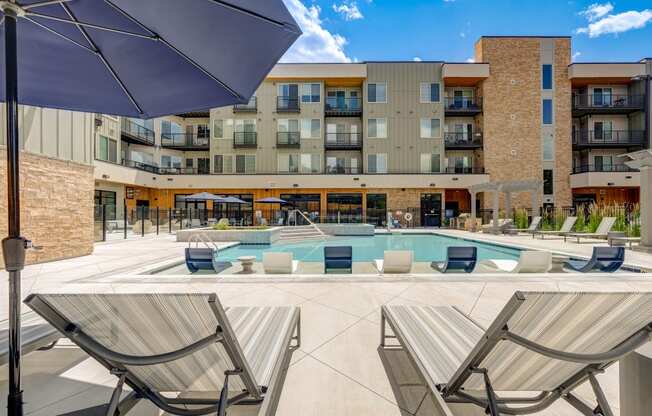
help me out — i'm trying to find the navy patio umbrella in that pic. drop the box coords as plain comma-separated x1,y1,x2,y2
0,1,299,414
256,197,287,204
220,196,249,204
182,192,225,202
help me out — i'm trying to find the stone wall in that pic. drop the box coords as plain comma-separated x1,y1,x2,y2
0,149,94,267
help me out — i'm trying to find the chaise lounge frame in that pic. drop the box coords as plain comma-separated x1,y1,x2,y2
380,291,652,416
25,293,301,416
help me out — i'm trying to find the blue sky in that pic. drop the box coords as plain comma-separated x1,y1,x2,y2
281,0,652,63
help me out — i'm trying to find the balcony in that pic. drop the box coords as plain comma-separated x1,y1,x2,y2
325,97,362,117
572,130,646,149
444,132,483,149
277,132,301,148
233,97,257,113
444,97,482,116
572,94,645,116
233,131,257,148
324,132,362,150
572,164,638,174
277,96,300,112
121,118,155,146
442,166,485,174
161,133,210,150
325,166,362,175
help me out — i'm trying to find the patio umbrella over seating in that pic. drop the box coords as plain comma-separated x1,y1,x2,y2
220,196,249,204
256,197,288,204
182,192,225,202
0,2,299,413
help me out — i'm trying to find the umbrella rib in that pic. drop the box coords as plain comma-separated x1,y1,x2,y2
24,17,97,53
104,0,244,101
25,11,157,40
57,2,144,116
22,0,73,10
207,0,300,33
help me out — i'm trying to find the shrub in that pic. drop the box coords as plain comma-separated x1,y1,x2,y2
587,203,601,233
575,205,586,232
514,208,529,229
213,221,230,230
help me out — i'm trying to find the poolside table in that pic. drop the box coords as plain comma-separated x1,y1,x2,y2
238,256,256,274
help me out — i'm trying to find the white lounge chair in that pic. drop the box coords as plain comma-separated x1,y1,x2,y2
263,252,299,274
374,250,413,274
474,250,552,273
381,291,652,416
481,219,513,234
564,217,617,243
532,216,577,239
25,293,301,416
517,216,542,234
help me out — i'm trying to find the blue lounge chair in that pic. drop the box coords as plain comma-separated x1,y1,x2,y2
432,246,477,273
324,246,353,273
565,247,625,273
185,247,216,273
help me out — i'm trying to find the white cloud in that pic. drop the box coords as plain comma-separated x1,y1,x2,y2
579,2,614,21
466,57,475,63
413,57,422,62
572,51,582,61
459,32,466,38
576,9,652,37
333,2,364,20
281,0,351,63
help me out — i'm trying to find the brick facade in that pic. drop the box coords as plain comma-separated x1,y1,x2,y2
0,149,94,266
553,39,573,207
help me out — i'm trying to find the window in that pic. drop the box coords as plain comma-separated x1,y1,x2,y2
420,118,441,138
367,153,387,173
300,119,321,139
420,83,440,103
161,120,183,136
198,158,210,174
214,155,233,173
213,119,224,139
542,99,553,124
594,121,613,141
367,82,387,103
278,119,300,133
301,83,320,103
593,88,612,106
300,154,321,173
543,132,554,161
131,150,153,165
234,119,256,132
543,169,554,195
94,190,117,220
542,65,552,90
235,155,255,174
420,153,441,173
278,83,299,98
98,135,117,163
196,124,210,139
366,194,387,226
161,155,182,168
594,155,613,172
278,154,299,173
368,118,387,138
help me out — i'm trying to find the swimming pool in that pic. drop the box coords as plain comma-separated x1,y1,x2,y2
214,233,521,262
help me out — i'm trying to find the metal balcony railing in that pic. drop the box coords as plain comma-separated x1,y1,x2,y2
444,96,482,113
233,97,257,112
572,94,645,110
277,96,300,112
160,133,210,149
324,132,362,149
277,132,301,148
325,166,362,174
444,132,483,148
572,164,639,174
325,97,362,116
572,130,646,147
121,118,155,145
233,131,257,148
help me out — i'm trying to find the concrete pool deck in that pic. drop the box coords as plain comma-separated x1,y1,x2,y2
2,230,652,415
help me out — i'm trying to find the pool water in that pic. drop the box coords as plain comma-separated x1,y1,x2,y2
216,234,521,263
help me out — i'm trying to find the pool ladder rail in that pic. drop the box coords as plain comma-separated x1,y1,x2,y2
279,210,327,243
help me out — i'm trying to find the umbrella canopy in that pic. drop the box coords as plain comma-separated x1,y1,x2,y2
0,0,301,117
220,196,249,204
256,197,287,204
182,192,225,202
0,2,299,413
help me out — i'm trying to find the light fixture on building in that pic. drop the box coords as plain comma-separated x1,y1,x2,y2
353,177,359,181
293,184,299,188
452,177,459,181
361,184,366,187
626,176,632,179
429,183,436,187
102,174,109,179
607,182,615,186
167,178,173,181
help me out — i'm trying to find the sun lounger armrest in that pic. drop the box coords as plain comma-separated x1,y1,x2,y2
503,326,652,364
67,323,224,366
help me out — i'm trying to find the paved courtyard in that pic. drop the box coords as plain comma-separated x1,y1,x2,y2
1,231,652,415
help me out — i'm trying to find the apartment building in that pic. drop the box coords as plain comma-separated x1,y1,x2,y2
2,35,650,263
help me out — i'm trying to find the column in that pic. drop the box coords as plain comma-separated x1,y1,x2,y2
640,165,652,248
440,191,446,226
504,192,512,221
492,190,499,232
470,191,477,230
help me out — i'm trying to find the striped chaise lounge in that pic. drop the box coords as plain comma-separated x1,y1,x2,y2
25,293,301,416
380,291,652,416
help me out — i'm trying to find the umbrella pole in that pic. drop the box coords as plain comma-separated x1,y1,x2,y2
2,9,25,416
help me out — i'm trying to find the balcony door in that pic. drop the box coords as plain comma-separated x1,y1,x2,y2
594,121,613,142
594,155,613,172
327,90,345,110
593,88,612,107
